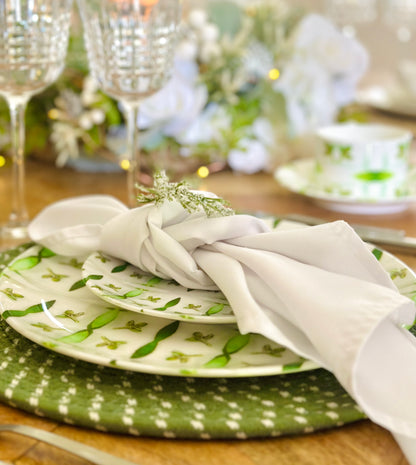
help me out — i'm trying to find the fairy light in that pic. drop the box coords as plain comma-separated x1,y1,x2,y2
197,166,210,178
268,68,280,80
120,159,130,170
48,108,60,120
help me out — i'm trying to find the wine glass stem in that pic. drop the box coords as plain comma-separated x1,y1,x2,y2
124,103,140,208
8,97,29,226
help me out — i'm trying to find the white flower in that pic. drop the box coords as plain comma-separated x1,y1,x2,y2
176,40,198,61
51,122,83,167
138,59,208,137
78,112,94,130
227,138,270,174
188,9,208,29
176,103,230,146
272,13,368,136
252,117,275,148
200,41,222,63
294,14,368,78
200,23,220,42
90,108,105,125
274,56,337,136
292,13,368,106
81,75,101,106
244,40,274,80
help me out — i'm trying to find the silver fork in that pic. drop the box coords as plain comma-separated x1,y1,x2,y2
0,424,139,465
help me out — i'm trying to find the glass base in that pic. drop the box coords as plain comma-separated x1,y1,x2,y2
0,221,30,250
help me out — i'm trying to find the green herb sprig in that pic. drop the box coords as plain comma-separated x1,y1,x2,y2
136,171,234,218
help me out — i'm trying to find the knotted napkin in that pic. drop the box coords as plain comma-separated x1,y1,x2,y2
28,194,416,459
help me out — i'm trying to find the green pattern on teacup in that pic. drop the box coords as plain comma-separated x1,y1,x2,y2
398,141,410,158
355,171,393,182
324,143,352,162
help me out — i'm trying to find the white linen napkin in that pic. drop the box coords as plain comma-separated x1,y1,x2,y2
28,194,416,458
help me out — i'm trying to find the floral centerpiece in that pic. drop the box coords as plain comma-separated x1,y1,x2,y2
0,0,368,175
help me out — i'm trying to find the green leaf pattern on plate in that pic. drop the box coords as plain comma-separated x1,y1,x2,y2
2,300,56,319
0,245,317,377
82,253,234,323
0,240,415,378
9,247,55,273
69,274,103,291
59,308,120,343
204,333,250,368
131,320,180,358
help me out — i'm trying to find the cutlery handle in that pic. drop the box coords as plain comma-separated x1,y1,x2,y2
280,214,416,254
0,424,138,465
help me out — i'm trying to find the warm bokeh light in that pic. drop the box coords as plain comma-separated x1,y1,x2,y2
48,109,60,120
268,68,280,80
120,159,130,170
0,156,6,168
197,166,210,178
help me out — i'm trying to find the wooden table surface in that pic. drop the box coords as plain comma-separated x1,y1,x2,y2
0,155,415,465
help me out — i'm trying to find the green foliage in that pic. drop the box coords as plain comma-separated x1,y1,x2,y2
136,170,234,217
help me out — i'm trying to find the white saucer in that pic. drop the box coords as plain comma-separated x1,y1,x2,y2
275,159,416,215
356,85,416,118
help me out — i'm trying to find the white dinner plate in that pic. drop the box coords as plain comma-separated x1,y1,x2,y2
275,159,416,215
0,245,318,377
1,240,415,377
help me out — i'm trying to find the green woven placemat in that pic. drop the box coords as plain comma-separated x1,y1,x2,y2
0,245,365,439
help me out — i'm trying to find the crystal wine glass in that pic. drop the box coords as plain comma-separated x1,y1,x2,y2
76,0,181,207
0,0,74,243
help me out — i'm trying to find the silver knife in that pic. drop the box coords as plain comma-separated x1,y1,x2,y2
279,213,416,254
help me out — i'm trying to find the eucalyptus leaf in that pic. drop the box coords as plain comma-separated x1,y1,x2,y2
208,1,243,37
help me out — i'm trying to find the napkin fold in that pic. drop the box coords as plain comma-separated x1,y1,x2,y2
29,195,416,445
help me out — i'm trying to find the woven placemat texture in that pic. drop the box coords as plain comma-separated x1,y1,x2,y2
0,244,365,439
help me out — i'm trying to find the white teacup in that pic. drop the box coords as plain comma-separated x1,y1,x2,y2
315,122,413,199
